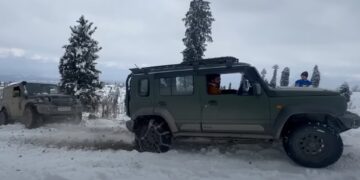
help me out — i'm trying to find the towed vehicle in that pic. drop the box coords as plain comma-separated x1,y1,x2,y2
0,81,82,128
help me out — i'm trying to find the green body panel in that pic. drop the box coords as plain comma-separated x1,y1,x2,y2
271,87,339,97
126,57,358,140
269,93,347,137
199,75,270,134
154,74,202,132
129,75,154,119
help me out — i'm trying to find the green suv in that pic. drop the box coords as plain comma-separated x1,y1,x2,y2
125,57,360,168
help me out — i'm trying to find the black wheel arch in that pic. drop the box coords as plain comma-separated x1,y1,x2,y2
131,108,178,133
24,103,38,113
277,112,347,139
133,115,172,134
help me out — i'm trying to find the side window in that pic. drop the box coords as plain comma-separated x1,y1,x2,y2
138,79,149,97
159,75,194,96
13,86,21,97
207,72,253,96
172,76,194,95
220,73,242,92
0,88,3,99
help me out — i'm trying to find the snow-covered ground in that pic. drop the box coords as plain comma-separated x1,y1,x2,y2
1,95,360,180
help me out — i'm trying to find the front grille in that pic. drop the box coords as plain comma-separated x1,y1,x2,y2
51,97,73,106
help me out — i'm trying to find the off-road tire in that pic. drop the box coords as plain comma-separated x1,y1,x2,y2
0,110,8,125
135,119,172,153
24,106,41,129
283,122,343,168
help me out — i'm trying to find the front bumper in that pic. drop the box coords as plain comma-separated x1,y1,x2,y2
339,111,360,129
36,104,82,115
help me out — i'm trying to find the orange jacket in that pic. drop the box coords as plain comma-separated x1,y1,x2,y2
208,83,221,95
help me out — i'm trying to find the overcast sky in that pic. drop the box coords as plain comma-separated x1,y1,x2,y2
0,0,359,88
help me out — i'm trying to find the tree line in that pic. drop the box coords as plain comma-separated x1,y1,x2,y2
261,65,320,88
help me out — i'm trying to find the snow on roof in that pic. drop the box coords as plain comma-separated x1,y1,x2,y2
6,81,57,87
6,81,23,86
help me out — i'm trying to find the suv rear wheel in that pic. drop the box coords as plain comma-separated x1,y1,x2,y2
135,119,172,153
283,122,343,168
0,109,8,125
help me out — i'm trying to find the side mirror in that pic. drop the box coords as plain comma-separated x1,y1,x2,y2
253,83,262,96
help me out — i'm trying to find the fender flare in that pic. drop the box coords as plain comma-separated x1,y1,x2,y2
273,106,340,139
131,107,178,133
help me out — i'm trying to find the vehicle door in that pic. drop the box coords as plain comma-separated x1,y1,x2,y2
154,72,202,132
8,86,23,119
201,69,270,134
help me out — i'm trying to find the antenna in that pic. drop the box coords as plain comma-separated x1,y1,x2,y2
134,64,140,69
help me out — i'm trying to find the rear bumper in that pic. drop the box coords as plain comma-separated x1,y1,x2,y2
338,111,360,129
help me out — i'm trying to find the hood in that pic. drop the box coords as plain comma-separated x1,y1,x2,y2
271,87,340,97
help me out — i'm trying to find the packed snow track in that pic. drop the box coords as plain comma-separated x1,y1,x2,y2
1,92,360,180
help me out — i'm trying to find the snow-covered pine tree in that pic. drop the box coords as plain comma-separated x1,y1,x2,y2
59,15,103,111
261,68,267,80
280,67,290,87
270,65,279,88
311,65,321,88
182,0,215,62
338,82,352,102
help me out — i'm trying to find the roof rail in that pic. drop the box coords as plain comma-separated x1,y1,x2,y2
130,56,249,74
181,56,239,66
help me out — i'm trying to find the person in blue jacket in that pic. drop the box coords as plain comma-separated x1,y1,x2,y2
295,71,312,87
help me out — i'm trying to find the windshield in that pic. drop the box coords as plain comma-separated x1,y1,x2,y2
25,83,60,96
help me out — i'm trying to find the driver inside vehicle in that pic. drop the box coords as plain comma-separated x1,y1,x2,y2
207,74,221,95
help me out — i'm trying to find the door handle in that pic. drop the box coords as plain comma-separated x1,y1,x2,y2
158,101,167,106
208,100,218,106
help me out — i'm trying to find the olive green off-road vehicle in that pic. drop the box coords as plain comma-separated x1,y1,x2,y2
0,81,82,128
125,57,360,168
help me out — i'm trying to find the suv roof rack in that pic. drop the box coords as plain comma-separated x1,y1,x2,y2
181,56,239,66
130,56,250,74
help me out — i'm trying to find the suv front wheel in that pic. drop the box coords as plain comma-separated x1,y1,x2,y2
24,106,42,129
283,123,343,168
135,119,172,153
